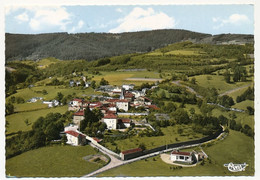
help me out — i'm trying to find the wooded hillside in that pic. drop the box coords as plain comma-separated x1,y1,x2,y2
5,29,253,61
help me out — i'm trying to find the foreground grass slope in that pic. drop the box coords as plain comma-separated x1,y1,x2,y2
6,145,104,177
98,130,254,177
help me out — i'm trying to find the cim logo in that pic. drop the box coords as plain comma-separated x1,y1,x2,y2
224,162,248,172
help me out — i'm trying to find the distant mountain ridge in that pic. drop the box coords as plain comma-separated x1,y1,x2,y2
5,29,254,61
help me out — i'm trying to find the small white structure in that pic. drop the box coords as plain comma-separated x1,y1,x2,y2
65,130,86,146
122,84,135,91
103,114,118,130
116,99,129,112
170,150,193,163
43,100,59,107
64,124,79,132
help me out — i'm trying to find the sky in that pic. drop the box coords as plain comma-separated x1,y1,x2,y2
5,5,254,35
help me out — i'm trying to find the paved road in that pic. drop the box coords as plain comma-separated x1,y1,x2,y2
172,80,203,98
82,143,124,177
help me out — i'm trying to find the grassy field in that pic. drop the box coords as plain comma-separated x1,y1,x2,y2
193,74,252,94
98,130,254,177
91,71,160,86
6,106,68,134
6,145,105,177
104,125,204,152
211,108,254,129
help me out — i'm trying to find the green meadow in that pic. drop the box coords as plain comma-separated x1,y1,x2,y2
98,130,254,177
6,145,105,177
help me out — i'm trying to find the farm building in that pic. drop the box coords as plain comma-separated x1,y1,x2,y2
64,130,86,146
120,148,143,160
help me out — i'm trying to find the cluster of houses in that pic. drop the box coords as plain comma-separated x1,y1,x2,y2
27,97,60,108
68,84,159,130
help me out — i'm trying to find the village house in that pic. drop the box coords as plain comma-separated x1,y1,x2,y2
116,99,130,112
122,84,135,91
117,118,132,129
43,100,59,108
103,113,118,130
170,150,194,164
73,110,85,126
68,98,85,111
64,130,86,146
134,96,152,106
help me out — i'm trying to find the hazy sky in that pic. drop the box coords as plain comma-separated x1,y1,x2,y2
5,5,254,35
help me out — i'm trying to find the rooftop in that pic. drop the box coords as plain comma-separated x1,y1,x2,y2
104,113,117,119
171,151,192,156
74,110,84,116
121,148,142,155
65,131,86,138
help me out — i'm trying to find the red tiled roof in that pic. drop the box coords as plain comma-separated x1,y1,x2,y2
171,151,191,156
148,105,160,110
143,96,152,102
121,148,142,155
125,93,134,98
104,113,117,119
93,137,102,143
118,118,131,123
74,110,84,116
73,98,84,102
65,131,86,137
116,99,129,103
107,99,118,103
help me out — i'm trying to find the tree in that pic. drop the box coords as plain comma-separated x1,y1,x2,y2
247,106,254,115
138,143,146,151
91,80,96,89
56,92,64,102
223,69,231,83
191,77,196,84
173,108,191,124
5,103,14,115
99,78,109,86
16,97,25,104
45,123,60,141
42,89,48,95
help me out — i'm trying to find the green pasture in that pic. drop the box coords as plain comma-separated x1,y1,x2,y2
98,130,254,177
211,108,254,129
6,145,104,177
14,102,48,113
6,106,68,134
36,58,61,69
7,86,95,103
232,100,254,111
91,71,161,86
104,125,204,152
193,74,253,94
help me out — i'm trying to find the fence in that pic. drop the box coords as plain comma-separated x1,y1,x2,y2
121,128,223,160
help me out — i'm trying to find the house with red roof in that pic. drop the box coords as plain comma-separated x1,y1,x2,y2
170,150,194,163
65,130,86,146
73,110,85,126
116,99,129,112
117,118,132,128
103,113,118,130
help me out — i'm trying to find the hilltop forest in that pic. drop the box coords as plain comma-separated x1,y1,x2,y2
5,29,253,61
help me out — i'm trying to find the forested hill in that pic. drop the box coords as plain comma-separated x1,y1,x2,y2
5,29,253,61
